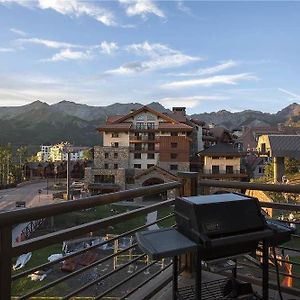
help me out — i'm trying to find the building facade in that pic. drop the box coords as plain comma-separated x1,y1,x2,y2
85,106,203,195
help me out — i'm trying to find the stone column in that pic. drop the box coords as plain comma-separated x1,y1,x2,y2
273,156,284,183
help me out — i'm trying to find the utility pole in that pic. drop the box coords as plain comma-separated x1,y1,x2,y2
66,151,71,200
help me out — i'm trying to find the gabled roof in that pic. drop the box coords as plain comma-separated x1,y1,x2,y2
112,106,179,124
198,143,245,157
107,115,125,123
97,123,132,131
267,135,300,158
134,165,178,180
158,122,193,131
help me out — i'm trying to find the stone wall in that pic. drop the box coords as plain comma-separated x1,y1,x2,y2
84,167,126,190
158,162,190,174
94,146,129,169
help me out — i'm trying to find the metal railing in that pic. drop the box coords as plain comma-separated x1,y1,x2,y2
197,179,300,299
0,181,181,300
1,177,300,299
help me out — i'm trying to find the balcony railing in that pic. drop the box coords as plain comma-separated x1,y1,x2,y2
1,177,300,299
0,182,181,300
131,124,159,131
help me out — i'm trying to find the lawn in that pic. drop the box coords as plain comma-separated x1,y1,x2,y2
12,203,174,297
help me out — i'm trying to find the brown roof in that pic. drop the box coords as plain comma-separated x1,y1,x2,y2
134,165,178,180
198,143,246,157
267,135,300,159
158,122,193,131
112,106,179,124
107,115,124,123
97,123,132,131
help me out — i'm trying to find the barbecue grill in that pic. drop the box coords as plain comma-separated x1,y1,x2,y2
136,193,294,299
175,193,273,260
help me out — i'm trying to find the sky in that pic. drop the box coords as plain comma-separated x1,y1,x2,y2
0,0,300,114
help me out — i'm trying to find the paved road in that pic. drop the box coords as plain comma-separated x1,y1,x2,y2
0,180,53,211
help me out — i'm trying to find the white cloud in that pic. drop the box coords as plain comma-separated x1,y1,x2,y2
176,0,192,15
106,41,200,75
119,0,165,19
161,73,257,89
106,53,199,75
46,48,93,62
278,88,300,100
0,47,14,52
100,41,118,55
17,37,79,49
10,28,27,36
38,0,117,26
0,0,117,26
126,41,177,57
160,95,228,108
173,60,238,77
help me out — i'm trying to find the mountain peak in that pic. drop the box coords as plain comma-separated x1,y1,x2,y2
26,100,49,109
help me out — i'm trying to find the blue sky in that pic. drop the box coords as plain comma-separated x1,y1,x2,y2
0,0,300,114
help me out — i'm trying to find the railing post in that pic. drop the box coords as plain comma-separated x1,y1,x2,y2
177,172,198,196
0,225,12,300
177,172,198,278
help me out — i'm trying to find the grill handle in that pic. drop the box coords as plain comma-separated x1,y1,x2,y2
208,229,273,248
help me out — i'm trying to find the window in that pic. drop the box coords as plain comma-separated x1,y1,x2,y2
148,143,155,151
226,165,234,174
212,165,219,174
134,153,141,159
136,122,144,129
171,142,178,148
134,164,141,169
105,152,109,159
147,122,155,129
147,153,155,159
212,156,220,159
114,152,118,158
171,132,178,136
112,133,119,138
94,175,115,183
148,133,155,140
104,163,109,169
134,144,142,151
147,164,154,169
111,142,119,148
171,153,177,159
114,164,118,169
226,156,233,160
170,164,178,170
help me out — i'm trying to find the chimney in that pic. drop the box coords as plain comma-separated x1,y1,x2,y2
172,107,186,116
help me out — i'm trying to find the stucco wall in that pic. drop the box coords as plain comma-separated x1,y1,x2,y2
103,132,129,147
204,156,240,173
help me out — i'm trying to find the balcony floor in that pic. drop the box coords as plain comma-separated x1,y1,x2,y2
155,271,300,300
129,268,300,300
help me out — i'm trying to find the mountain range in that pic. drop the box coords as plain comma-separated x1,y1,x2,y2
0,100,299,150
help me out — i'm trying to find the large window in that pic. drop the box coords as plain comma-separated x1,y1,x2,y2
94,175,115,183
134,153,141,159
112,133,119,138
147,153,155,159
170,164,178,170
171,142,178,148
134,164,141,169
226,165,234,174
212,165,220,174
104,152,109,159
148,143,155,151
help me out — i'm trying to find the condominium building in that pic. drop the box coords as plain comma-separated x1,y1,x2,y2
85,106,204,196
